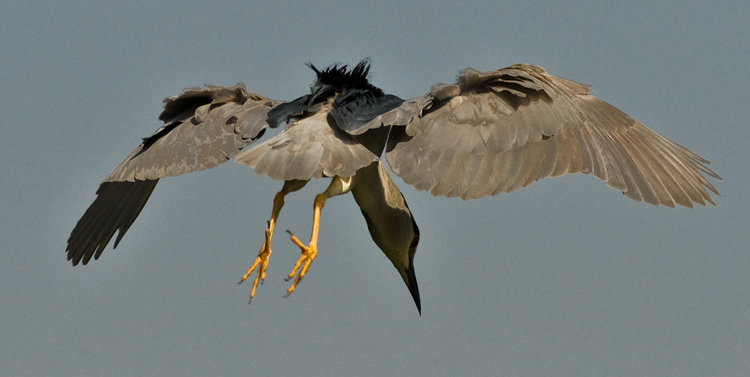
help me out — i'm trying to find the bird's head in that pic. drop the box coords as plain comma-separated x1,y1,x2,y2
355,181,422,314
395,230,421,315
379,213,421,315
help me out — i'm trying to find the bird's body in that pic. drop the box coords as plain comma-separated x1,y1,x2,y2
67,60,720,313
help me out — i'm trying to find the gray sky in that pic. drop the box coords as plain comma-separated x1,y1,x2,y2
2,1,748,376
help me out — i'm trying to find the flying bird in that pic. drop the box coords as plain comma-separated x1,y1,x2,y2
66,60,720,313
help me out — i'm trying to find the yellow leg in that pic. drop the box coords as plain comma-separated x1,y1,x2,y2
238,192,283,303
283,175,353,298
284,194,326,297
238,180,306,304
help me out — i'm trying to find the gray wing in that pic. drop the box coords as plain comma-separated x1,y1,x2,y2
106,84,280,182
67,84,281,265
386,64,720,207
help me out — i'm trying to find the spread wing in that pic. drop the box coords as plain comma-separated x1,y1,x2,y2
386,64,720,207
66,84,281,265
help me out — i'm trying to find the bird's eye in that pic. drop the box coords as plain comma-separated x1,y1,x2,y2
409,235,420,250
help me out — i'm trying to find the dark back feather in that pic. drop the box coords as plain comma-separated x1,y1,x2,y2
308,59,384,95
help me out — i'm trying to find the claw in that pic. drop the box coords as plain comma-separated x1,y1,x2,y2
283,230,318,297
238,227,273,304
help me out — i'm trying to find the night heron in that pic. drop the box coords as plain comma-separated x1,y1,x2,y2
66,60,720,313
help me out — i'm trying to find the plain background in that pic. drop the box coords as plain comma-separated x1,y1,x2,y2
2,1,748,376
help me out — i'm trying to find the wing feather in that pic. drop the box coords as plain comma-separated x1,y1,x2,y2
66,181,158,265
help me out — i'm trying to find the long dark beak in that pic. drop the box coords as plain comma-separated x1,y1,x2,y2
404,260,421,315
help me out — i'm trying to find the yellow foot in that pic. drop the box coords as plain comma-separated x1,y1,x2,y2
283,230,318,298
238,226,273,304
